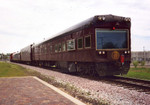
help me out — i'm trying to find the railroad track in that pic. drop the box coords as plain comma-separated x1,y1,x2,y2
48,67,150,94
12,62,150,94
74,72,150,94
104,76,150,94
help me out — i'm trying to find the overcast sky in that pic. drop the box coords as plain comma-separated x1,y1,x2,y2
0,0,150,53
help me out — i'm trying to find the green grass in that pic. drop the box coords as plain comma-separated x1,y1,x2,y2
123,67,150,80
0,61,28,77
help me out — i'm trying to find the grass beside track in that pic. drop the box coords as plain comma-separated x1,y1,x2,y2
0,61,28,77
123,67,150,80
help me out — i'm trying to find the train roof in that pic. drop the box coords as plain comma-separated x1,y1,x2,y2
34,14,130,46
20,44,32,52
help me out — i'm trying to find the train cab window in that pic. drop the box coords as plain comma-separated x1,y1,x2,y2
58,43,61,52
62,42,66,51
85,35,91,48
55,44,58,52
67,39,75,51
77,38,83,49
96,30,128,49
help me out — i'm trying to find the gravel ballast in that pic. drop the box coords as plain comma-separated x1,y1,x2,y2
17,63,150,105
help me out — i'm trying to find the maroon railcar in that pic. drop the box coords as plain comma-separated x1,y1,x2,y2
10,53,13,62
32,14,131,76
11,52,21,62
20,45,33,64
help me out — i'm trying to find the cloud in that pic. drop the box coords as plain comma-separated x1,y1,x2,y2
0,0,150,53
132,35,150,51
0,34,24,53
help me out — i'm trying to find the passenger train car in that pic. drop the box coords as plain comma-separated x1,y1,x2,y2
10,52,21,63
11,15,131,76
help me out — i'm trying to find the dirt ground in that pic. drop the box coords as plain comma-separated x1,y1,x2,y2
0,76,83,105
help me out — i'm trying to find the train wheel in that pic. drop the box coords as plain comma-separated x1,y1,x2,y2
95,63,107,76
89,69,98,76
68,63,77,73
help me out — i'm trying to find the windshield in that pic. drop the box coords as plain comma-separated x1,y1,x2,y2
96,30,128,49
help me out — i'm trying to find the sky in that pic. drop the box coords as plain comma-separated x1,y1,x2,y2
0,0,150,53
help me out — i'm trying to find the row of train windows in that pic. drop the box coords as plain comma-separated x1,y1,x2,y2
54,35,91,53
38,35,91,53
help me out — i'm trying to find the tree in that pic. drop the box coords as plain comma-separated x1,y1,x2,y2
0,53,10,61
133,61,139,68
141,61,145,68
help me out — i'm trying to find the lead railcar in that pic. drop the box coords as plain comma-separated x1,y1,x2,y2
32,14,131,76
10,52,21,63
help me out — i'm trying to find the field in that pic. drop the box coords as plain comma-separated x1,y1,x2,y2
0,61,150,80
123,67,150,80
0,61,28,77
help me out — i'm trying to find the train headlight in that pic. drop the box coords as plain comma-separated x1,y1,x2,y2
99,51,102,54
125,51,127,54
99,51,105,55
102,17,105,20
124,17,131,21
98,16,105,21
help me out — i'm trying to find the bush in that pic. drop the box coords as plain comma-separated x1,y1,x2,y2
133,61,139,68
141,61,145,67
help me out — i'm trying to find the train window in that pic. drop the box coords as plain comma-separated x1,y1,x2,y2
62,42,66,51
55,44,58,52
77,38,83,49
58,43,61,52
50,45,52,52
45,46,47,53
85,35,91,48
67,39,75,51
41,46,44,53
40,46,42,53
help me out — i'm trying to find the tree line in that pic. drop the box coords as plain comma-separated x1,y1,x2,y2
0,53,10,61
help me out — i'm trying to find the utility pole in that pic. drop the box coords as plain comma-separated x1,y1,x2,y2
143,46,145,61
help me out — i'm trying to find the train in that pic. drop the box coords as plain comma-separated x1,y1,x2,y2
10,14,131,76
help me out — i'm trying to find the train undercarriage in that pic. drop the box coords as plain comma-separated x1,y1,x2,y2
31,60,130,76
